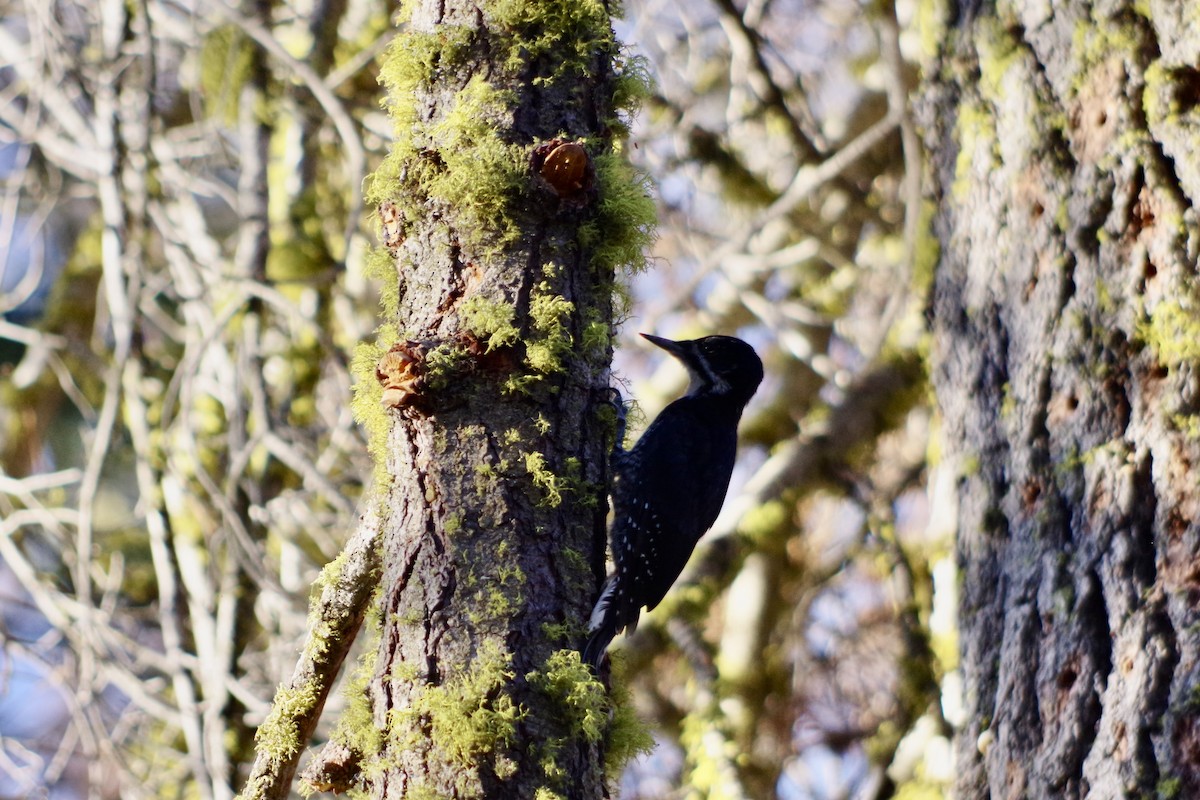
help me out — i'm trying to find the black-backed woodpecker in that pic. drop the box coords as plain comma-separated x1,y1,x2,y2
584,333,764,668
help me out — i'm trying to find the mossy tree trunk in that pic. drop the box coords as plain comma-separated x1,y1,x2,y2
922,1,1200,797
344,2,653,798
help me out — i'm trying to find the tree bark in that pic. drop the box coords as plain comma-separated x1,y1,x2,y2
346,1,652,798
922,1,1200,797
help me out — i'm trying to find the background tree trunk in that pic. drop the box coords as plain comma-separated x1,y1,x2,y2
922,1,1200,797
349,2,653,797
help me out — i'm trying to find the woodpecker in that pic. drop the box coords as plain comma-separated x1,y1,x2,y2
584,333,764,668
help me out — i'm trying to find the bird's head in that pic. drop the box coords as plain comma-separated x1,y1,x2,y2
641,333,764,405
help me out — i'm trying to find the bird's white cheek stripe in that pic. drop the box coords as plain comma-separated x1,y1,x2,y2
697,354,730,394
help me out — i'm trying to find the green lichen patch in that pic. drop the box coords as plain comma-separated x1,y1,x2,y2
388,643,525,778
581,310,612,357
349,323,402,464
486,0,616,82
580,150,657,277
609,52,654,136
382,26,475,98
461,296,521,352
521,650,619,793
603,657,656,775
463,541,527,623
321,653,383,788
370,35,525,249
363,245,401,319
526,287,575,374
1138,298,1200,369
424,341,474,391
254,681,323,762
525,650,607,743
952,101,998,201
420,78,526,244
523,451,564,507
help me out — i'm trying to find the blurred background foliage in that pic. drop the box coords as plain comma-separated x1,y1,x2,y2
0,0,955,797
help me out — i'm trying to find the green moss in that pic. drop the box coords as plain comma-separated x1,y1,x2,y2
975,20,1025,103
303,549,363,659
402,785,451,800
462,541,526,624
325,639,383,779
580,151,656,276
1070,16,1143,79
1144,60,1170,124
254,680,323,761
486,0,615,81
1138,298,1200,368
422,78,525,243
444,512,465,535
520,650,649,788
392,662,422,683
1158,777,1182,799
581,314,612,357
526,650,608,744
423,343,467,391
1172,413,1200,440
362,245,400,318
540,621,575,641
386,27,474,95
609,52,653,136
604,658,655,775
349,324,402,481
560,546,589,576
999,382,1017,419
915,0,949,63
461,296,521,352
524,451,564,507
389,643,525,772
526,288,575,374
370,36,524,248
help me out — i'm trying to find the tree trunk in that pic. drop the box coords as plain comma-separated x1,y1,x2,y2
923,1,1200,797
348,2,653,797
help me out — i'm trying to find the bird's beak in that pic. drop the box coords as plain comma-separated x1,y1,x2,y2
639,333,685,356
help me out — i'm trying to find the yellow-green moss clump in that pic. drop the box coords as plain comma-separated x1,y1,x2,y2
348,322,402,464
603,658,656,775
486,0,615,79
461,296,521,352
523,451,564,507
1138,298,1200,369
321,631,383,784
254,681,323,763
522,649,651,793
525,287,575,374
370,34,525,248
463,540,527,623
420,78,525,242
581,150,657,277
526,650,607,743
386,643,524,793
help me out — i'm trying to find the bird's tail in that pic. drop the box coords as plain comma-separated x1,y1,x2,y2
583,574,627,669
